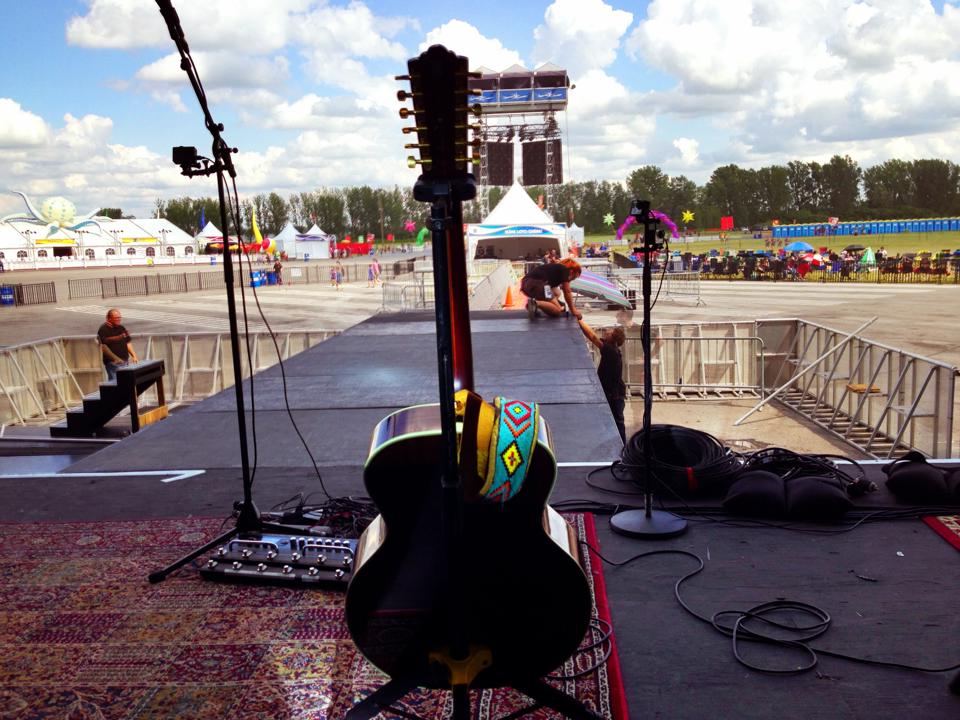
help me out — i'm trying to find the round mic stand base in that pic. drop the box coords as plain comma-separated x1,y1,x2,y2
610,508,688,539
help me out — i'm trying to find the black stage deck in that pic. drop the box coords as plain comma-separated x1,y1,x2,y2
2,311,958,719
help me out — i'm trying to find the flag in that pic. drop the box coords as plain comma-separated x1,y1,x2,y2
720,215,734,231
200,207,205,231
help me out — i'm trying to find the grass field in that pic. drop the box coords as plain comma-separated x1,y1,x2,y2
582,230,960,257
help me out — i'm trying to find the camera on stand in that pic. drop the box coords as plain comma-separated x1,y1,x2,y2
172,145,215,177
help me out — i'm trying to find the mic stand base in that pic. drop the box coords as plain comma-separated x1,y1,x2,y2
610,508,688,539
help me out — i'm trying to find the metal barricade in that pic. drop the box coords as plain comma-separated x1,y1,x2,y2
0,330,340,426
68,278,104,299
613,269,703,306
758,318,955,458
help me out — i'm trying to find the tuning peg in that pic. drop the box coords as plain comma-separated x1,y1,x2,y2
395,74,411,81
404,143,428,149
468,71,482,79
407,156,432,169
398,108,417,119
397,89,420,101
402,126,426,135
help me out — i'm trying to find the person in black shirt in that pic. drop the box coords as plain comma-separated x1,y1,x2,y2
578,319,626,444
97,308,137,381
521,257,583,319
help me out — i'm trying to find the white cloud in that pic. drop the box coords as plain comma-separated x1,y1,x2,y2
421,20,523,71
0,100,50,148
136,52,290,90
532,0,634,78
673,137,699,165
565,71,655,181
68,0,316,53
627,0,960,169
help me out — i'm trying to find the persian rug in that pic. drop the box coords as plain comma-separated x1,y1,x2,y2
0,513,627,719
923,515,960,552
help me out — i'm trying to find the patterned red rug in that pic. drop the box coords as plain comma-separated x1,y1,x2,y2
0,513,626,719
923,515,960,551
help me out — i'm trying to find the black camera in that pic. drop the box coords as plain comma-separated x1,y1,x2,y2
172,145,199,168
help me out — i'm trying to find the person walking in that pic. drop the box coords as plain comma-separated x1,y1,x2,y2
273,258,284,285
578,319,626,444
97,308,138,382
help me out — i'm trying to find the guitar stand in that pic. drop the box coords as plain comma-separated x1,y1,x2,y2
345,671,604,720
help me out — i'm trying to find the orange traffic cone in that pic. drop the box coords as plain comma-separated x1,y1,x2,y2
504,285,513,308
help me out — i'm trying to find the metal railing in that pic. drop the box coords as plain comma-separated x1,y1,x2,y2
612,269,704,306
0,330,340,427
757,319,955,458
0,282,58,306
592,320,764,399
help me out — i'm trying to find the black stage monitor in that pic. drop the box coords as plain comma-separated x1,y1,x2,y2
483,142,514,186
522,139,563,186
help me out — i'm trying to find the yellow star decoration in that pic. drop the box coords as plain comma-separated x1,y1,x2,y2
682,210,695,224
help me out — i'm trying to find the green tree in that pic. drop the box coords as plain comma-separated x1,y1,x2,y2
820,155,861,217
704,164,760,226
786,161,818,216
755,165,792,222
863,159,913,209
909,159,960,214
626,166,669,209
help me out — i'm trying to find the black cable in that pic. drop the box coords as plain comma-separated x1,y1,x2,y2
584,541,960,678
648,237,669,312
618,425,743,496
227,175,332,501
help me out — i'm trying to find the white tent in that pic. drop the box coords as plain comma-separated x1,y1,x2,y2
467,181,570,261
273,222,300,258
195,221,222,242
293,223,332,260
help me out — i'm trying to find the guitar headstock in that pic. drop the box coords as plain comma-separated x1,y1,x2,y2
398,45,480,203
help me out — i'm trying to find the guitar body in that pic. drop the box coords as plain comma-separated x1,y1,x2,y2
346,404,592,686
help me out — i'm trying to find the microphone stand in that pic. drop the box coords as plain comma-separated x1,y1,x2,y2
149,0,298,582
609,200,688,539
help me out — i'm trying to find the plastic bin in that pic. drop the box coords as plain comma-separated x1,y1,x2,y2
0,285,14,307
266,271,277,285
250,271,263,288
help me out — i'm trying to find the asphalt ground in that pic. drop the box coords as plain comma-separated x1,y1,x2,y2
2,264,958,452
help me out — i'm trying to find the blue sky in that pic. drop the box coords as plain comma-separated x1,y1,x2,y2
1,0,958,218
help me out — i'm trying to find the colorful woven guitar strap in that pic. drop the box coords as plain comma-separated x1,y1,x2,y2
477,397,540,503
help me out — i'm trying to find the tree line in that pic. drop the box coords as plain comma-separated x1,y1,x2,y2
152,156,960,239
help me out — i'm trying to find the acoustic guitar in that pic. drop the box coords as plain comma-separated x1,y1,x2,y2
345,45,591,688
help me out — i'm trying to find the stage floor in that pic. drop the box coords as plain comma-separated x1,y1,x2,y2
1,310,958,719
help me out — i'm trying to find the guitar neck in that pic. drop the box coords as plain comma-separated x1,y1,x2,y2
445,200,474,392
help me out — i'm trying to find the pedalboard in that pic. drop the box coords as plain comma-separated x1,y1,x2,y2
199,532,358,587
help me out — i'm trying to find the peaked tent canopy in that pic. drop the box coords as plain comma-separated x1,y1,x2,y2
291,223,332,259
273,222,300,257
467,181,570,261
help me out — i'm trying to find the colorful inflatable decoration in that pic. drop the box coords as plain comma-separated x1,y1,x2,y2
603,212,615,226
387,233,394,242
251,208,276,254
1,191,111,236
404,220,416,233
416,227,429,244
681,210,695,224
366,233,375,242
615,210,679,241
